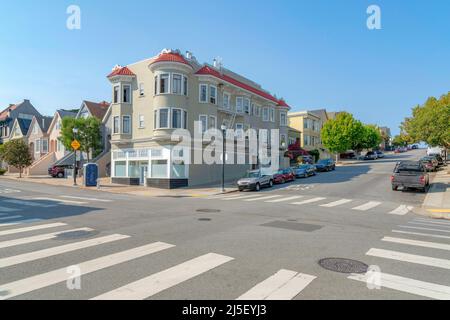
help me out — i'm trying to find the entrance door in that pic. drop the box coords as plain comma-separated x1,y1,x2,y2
140,165,148,185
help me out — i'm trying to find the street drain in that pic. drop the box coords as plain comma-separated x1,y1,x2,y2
55,230,100,240
318,258,368,274
196,209,221,213
198,218,212,221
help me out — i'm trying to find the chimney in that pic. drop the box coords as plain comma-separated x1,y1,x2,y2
42,118,45,129
186,51,192,59
23,99,30,103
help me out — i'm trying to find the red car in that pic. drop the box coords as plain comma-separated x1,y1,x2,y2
273,168,296,184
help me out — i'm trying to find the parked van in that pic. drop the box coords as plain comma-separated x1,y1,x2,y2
427,146,444,157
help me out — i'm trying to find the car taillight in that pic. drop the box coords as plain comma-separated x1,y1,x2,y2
419,176,425,184
390,176,394,182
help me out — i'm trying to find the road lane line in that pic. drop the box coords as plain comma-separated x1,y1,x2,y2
352,201,382,211
31,197,87,205
92,253,234,300
60,196,112,202
399,226,450,234
265,196,304,203
237,269,316,300
389,205,414,215
0,219,42,227
0,228,94,249
0,242,175,300
349,272,450,300
408,221,450,229
413,218,450,226
0,223,67,236
382,236,450,251
366,248,450,270
320,199,352,208
291,197,326,205
222,195,267,201
0,234,130,268
3,199,56,208
0,215,23,221
392,230,450,240
244,195,281,202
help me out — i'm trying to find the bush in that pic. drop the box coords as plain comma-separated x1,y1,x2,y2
0,168,7,175
309,149,320,163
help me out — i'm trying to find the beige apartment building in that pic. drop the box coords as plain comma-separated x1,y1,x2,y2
107,49,290,188
288,111,323,153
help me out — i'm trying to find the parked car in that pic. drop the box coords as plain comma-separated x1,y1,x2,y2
340,151,356,159
48,165,72,178
273,168,296,184
292,164,316,178
391,161,429,192
420,158,437,172
421,156,439,169
363,151,378,160
428,153,444,166
375,151,385,158
411,145,419,149
237,170,273,192
427,146,443,157
315,159,336,172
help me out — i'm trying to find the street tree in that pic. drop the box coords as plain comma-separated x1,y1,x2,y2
1,139,32,178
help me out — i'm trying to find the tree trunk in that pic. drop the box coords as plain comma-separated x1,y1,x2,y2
19,166,22,179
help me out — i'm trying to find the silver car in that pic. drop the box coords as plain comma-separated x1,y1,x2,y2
237,170,274,192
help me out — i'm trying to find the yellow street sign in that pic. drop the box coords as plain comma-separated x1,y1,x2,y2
71,139,81,151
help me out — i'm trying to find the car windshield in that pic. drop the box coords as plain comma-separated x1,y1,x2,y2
395,162,423,173
245,172,260,178
283,169,291,174
318,160,328,164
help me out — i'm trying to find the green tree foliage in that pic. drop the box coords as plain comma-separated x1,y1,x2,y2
308,149,320,163
1,139,32,178
58,116,102,162
392,134,412,147
403,92,450,150
321,112,364,155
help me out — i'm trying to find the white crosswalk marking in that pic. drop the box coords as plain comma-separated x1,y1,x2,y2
408,221,450,229
0,215,23,221
291,197,326,205
237,269,316,300
352,201,382,211
389,205,414,215
413,218,450,226
0,234,130,268
392,230,450,240
349,272,450,300
60,196,112,202
382,236,450,251
31,197,87,205
320,199,352,208
0,227,94,249
92,253,234,300
0,223,67,236
0,219,42,227
399,225,450,234
3,199,55,208
0,242,175,300
244,195,281,202
366,248,450,270
222,195,266,201
0,206,19,212
265,196,304,203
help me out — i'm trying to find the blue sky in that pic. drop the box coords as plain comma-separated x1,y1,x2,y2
0,0,449,135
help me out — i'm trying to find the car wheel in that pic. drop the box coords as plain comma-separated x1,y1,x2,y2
269,180,273,188
392,185,398,191
57,172,64,178
255,183,261,192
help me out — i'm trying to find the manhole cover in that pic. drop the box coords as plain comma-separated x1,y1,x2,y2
55,230,100,240
198,218,212,221
318,258,368,274
196,209,221,213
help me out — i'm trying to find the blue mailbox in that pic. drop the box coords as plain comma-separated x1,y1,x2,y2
83,163,98,187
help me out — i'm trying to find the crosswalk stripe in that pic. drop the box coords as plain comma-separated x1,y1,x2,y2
352,201,382,211
0,222,67,236
60,196,112,203
0,219,42,227
348,272,450,300
389,205,414,215
291,197,326,205
413,218,450,226
320,199,352,208
408,221,450,229
392,230,450,240
265,196,304,203
237,269,316,300
0,242,175,300
399,225,450,234
92,253,234,300
0,215,23,221
222,195,266,201
0,228,94,249
0,207,19,212
3,199,55,208
382,236,450,251
31,197,87,205
244,195,281,202
367,248,450,270
0,234,130,268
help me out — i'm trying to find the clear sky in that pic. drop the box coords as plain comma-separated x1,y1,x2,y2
1,0,449,135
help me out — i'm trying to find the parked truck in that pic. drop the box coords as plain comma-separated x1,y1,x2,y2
391,161,429,193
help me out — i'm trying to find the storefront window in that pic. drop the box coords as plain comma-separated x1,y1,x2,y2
115,161,126,177
128,161,140,178
151,160,167,178
172,161,186,178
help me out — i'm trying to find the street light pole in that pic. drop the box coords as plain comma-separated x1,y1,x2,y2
73,128,78,186
221,125,227,193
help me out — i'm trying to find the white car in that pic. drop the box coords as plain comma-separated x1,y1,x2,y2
427,146,443,157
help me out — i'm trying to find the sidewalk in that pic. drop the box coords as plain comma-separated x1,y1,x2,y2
421,165,450,220
0,173,238,198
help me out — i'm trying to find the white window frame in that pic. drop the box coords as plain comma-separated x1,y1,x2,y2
122,116,131,134
113,116,120,134
262,107,269,122
243,98,250,114
34,139,41,153
139,83,145,97
280,111,287,126
209,115,217,129
270,108,275,122
172,73,182,95
199,84,208,103
42,139,48,153
172,108,183,129
183,75,188,96
236,97,244,113
138,115,145,128
209,85,217,105
122,84,131,104
199,115,208,133
158,108,170,129
113,85,120,104
223,92,230,109
159,73,170,94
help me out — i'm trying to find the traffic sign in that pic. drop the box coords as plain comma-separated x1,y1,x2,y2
71,139,81,151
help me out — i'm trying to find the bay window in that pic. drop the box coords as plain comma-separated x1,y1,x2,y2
236,97,243,113
159,73,169,94
122,85,131,103
209,85,217,104
159,108,169,128
172,109,182,129
270,108,275,122
243,98,250,114
154,108,188,129
183,110,188,129
199,84,208,103
280,112,287,126
172,74,182,94
183,76,188,96
262,107,269,121
113,116,119,134
122,116,131,134
113,85,119,104
223,92,230,109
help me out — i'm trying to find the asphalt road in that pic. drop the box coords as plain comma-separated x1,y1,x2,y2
1,149,449,300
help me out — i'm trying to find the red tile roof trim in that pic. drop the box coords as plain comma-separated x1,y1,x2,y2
107,66,135,78
150,52,191,66
195,66,289,108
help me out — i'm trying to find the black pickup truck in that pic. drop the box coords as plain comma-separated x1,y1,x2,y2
391,161,429,192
